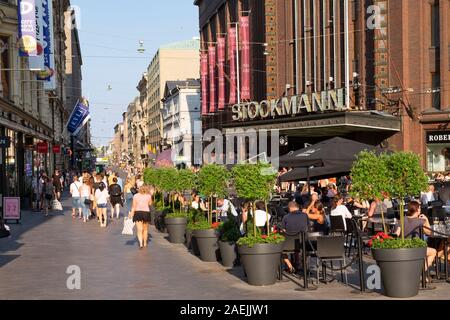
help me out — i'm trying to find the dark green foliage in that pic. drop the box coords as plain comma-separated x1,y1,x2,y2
372,238,427,249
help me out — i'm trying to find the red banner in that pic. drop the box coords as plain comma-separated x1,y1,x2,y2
228,27,237,105
200,53,208,115
37,142,48,154
208,46,216,114
240,16,251,100
217,37,226,111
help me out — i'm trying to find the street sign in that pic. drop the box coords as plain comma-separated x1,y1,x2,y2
37,142,48,153
0,136,11,148
52,144,61,154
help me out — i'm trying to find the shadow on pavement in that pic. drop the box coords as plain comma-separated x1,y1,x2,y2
0,254,21,268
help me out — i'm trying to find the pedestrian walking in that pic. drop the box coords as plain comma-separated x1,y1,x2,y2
43,177,55,217
80,177,92,223
95,182,109,227
32,174,43,212
70,175,82,219
109,177,123,219
129,185,153,249
123,178,134,217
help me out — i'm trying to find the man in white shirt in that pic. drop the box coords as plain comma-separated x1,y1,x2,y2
215,198,238,221
70,175,83,218
420,184,437,205
330,195,352,231
253,201,271,227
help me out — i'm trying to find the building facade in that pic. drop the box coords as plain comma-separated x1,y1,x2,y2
0,0,84,205
162,79,202,168
146,39,201,154
195,0,449,171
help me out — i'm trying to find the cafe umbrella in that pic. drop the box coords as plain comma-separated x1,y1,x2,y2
277,137,384,186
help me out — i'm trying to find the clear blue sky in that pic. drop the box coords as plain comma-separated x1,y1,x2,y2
71,0,199,147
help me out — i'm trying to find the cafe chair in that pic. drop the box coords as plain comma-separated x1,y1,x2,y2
432,206,447,220
329,215,346,235
314,235,348,285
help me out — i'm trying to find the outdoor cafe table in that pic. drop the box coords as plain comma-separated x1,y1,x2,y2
428,230,450,283
366,217,398,234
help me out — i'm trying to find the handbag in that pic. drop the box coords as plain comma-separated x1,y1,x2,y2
52,200,63,211
122,217,135,236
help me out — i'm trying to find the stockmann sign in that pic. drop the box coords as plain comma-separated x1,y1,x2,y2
232,88,346,121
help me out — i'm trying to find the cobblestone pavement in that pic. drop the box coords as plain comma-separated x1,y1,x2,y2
0,196,449,300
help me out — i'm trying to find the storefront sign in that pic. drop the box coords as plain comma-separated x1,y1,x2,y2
3,197,21,222
52,144,61,154
0,136,11,148
426,131,450,144
232,88,346,121
37,142,48,153
18,0,38,56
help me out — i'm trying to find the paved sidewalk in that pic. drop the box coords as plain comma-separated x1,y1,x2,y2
0,197,449,300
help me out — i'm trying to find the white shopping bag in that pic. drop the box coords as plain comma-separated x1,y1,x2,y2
52,200,63,211
122,217,135,236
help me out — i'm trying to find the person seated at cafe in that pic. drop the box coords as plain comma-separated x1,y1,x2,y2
330,194,353,231
420,184,439,206
304,194,328,234
394,201,436,272
326,183,338,199
346,195,370,216
214,197,238,222
241,201,271,233
280,201,309,273
367,192,392,218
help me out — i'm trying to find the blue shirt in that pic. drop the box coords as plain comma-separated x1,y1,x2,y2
116,177,124,190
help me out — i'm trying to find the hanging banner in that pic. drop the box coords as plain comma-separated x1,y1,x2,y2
28,0,45,70
217,37,226,111
228,27,237,105
18,0,38,56
208,46,216,114
67,99,90,136
240,16,251,100
38,0,56,90
200,53,208,115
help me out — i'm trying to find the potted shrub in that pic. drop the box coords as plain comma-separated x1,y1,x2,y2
350,151,391,233
351,151,429,298
218,212,241,267
144,167,162,225
186,208,205,254
232,162,285,286
194,164,230,262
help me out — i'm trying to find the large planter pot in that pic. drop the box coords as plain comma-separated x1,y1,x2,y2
186,229,192,249
165,217,187,244
219,241,237,268
238,242,284,286
191,234,201,256
150,210,156,225
372,247,427,298
193,229,220,262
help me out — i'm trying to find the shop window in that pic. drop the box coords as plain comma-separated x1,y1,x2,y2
427,145,450,172
0,36,10,99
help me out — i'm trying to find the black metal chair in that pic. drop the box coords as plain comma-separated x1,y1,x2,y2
314,235,348,285
329,215,346,235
